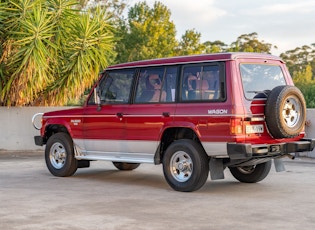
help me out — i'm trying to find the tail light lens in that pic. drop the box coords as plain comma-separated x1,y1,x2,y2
230,118,243,134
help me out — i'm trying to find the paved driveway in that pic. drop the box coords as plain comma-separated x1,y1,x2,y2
1,151,315,230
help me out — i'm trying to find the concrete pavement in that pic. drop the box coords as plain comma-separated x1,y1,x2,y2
1,151,315,229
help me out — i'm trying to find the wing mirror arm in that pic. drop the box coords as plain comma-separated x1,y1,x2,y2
94,86,101,111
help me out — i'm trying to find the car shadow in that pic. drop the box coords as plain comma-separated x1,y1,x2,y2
71,167,169,190
61,165,270,194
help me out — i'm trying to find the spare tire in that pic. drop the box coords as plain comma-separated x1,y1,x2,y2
265,85,306,138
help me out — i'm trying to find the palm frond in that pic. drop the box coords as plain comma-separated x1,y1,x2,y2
47,6,115,105
4,5,56,105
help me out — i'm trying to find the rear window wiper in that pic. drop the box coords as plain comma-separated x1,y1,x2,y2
247,90,271,98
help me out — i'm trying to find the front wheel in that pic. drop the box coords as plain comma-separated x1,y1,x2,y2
45,132,78,177
229,161,272,183
162,140,209,192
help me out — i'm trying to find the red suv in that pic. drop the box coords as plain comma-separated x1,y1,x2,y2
34,52,315,192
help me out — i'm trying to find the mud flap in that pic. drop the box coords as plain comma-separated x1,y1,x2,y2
209,158,225,180
273,158,286,172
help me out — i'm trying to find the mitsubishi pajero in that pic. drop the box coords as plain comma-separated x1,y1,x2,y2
33,52,315,192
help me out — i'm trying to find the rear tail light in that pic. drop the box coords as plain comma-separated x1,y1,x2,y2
230,118,243,134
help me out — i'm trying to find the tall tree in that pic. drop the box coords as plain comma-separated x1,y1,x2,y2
175,29,205,56
294,64,313,84
293,64,315,108
115,1,177,63
0,0,57,105
77,0,127,23
203,40,228,53
229,32,275,53
280,44,315,77
44,6,115,105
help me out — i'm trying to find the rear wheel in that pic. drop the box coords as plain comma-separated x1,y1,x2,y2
112,162,140,170
162,139,209,192
229,161,272,183
45,133,77,177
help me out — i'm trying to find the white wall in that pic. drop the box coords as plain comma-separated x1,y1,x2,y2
0,107,315,158
0,107,73,151
303,109,315,158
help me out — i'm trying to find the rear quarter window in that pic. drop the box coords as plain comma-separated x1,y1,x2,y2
181,63,225,102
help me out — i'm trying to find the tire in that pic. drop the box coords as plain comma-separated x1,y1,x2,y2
112,162,140,170
265,85,306,138
229,161,272,183
162,139,209,192
45,132,78,177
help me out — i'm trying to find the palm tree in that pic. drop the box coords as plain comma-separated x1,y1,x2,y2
44,5,115,105
0,0,115,106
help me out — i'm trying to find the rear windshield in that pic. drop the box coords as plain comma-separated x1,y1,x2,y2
240,64,286,99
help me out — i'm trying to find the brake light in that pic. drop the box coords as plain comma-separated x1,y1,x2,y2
230,118,243,134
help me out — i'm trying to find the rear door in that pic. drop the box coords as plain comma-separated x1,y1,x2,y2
123,66,178,158
237,59,288,143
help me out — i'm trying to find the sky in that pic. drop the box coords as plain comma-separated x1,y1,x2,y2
129,0,315,55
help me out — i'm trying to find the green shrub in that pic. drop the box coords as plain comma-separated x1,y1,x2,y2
295,83,315,108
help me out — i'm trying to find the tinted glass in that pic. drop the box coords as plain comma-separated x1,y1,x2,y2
135,66,178,103
181,64,222,101
98,70,134,104
240,64,286,99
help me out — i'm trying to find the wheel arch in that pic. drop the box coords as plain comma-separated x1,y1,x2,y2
43,123,71,145
154,126,204,164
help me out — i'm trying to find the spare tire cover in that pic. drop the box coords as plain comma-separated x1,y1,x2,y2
265,85,306,138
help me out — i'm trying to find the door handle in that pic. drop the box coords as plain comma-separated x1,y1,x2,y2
116,112,123,121
162,112,170,117
116,112,123,118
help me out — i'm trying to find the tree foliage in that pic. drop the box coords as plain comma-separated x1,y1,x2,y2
115,1,177,63
228,32,275,53
78,0,127,24
175,29,205,56
281,46,315,108
1,0,315,107
203,40,228,53
294,66,315,108
280,44,315,77
0,0,115,106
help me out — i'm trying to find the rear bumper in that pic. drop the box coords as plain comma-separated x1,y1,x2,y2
227,138,315,160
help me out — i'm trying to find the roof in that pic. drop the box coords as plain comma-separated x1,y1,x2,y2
106,52,282,70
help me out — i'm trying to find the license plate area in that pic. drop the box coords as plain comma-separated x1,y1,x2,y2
246,124,264,134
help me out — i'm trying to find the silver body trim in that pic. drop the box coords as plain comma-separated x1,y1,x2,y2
201,142,228,157
74,139,157,163
73,139,228,163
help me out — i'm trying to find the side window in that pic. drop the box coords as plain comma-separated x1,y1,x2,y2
98,69,134,104
181,64,223,101
135,66,178,103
